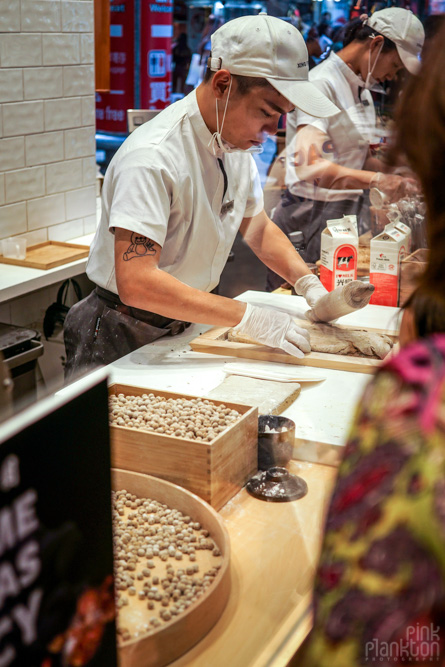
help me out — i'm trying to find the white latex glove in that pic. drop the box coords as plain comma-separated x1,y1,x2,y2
370,172,419,203
295,274,374,322
294,274,328,307
232,303,311,359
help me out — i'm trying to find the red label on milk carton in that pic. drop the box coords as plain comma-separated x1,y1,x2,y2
320,215,358,291
370,223,407,307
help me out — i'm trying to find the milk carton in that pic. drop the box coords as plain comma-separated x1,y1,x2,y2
319,215,359,291
394,221,412,254
386,203,412,254
370,222,408,307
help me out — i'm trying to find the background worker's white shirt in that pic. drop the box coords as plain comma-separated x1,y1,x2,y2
285,51,371,203
87,90,263,294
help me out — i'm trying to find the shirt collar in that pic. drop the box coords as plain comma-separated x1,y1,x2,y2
328,50,386,96
328,51,363,96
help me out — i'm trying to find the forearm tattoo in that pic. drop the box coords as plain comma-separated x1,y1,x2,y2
123,233,157,261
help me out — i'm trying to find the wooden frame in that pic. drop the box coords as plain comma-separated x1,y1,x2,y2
109,384,258,510
190,322,399,375
113,469,231,667
94,0,110,92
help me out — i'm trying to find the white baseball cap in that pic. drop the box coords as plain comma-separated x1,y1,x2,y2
208,14,339,118
367,8,424,74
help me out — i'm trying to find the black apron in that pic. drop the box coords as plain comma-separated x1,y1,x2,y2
266,189,371,292
63,287,190,381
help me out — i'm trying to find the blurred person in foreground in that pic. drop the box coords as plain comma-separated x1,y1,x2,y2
293,22,445,667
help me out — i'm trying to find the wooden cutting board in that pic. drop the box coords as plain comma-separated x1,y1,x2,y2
190,320,398,375
0,241,90,269
206,375,301,415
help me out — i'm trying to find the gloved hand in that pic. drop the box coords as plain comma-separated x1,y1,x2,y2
295,274,374,322
232,303,311,358
294,274,328,307
370,172,419,203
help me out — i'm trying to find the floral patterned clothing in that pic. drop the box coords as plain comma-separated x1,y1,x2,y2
298,334,445,667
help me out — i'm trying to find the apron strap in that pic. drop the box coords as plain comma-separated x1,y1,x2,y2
95,286,190,334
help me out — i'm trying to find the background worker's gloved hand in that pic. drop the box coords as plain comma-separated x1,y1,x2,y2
370,172,419,203
232,303,311,358
295,274,374,322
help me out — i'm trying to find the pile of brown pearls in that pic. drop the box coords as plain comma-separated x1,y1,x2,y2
113,490,223,641
109,393,241,441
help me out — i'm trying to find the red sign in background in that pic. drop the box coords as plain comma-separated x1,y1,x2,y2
140,0,173,110
96,0,172,134
96,0,135,133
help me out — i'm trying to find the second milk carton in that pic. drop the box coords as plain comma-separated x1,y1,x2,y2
319,215,359,291
386,204,412,254
394,221,412,254
370,222,408,307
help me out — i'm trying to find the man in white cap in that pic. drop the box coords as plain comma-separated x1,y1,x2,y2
64,13,375,378
267,8,424,286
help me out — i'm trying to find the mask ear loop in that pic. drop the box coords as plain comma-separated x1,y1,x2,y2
209,76,233,154
366,35,384,85
217,76,232,137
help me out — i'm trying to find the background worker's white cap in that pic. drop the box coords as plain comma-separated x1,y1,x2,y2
367,8,424,74
208,14,339,118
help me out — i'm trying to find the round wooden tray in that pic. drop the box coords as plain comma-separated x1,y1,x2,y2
112,469,231,667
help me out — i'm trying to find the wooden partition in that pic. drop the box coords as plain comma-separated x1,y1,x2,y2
94,0,110,92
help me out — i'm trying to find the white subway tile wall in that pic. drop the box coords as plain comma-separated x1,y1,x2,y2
46,158,83,194
43,34,81,66
0,137,25,171
64,125,95,159
0,1,21,34
0,69,24,103
3,100,44,137
65,185,96,220
21,1,61,33
48,217,84,242
5,166,45,204
17,228,48,248
81,94,95,125
82,155,96,185
0,202,27,236
27,192,66,230
26,131,65,166
24,67,63,100
44,97,82,131
0,0,96,245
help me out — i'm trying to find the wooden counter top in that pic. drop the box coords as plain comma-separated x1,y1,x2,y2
171,460,338,666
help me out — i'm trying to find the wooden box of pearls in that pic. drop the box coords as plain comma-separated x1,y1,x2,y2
109,383,258,511
112,468,231,667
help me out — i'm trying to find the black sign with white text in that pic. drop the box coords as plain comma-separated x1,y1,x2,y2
0,377,117,667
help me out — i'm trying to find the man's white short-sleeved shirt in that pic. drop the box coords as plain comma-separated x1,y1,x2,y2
285,51,370,202
87,90,264,293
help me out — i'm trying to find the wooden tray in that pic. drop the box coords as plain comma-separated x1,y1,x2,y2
189,321,398,375
112,469,231,667
109,384,258,510
0,241,89,269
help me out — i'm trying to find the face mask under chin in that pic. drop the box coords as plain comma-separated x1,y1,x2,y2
212,134,264,155
208,78,264,156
